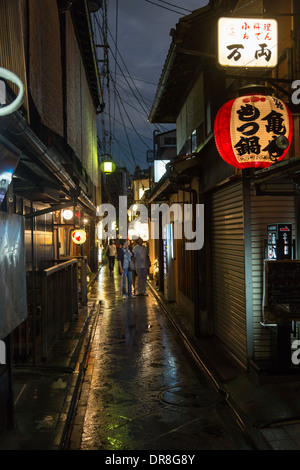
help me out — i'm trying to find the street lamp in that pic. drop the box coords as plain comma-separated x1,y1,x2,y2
99,155,116,174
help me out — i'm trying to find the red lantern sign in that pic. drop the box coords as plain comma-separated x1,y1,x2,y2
72,229,87,244
214,94,293,169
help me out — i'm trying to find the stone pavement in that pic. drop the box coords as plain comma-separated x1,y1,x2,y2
148,282,300,451
2,264,300,450
66,268,251,450
0,296,101,450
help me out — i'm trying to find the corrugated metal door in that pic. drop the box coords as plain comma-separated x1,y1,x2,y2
250,182,296,362
211,180,248,369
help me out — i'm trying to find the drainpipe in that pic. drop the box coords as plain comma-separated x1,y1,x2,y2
2,111,97,214
30,200,37,365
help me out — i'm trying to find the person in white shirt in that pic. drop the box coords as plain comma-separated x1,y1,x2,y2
107,240,117,273
133,237,148,296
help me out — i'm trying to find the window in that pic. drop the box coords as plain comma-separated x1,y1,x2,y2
164,137,176,146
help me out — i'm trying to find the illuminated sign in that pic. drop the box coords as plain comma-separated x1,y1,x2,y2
218,18,278,68
214,94,293,169
154,160,170,183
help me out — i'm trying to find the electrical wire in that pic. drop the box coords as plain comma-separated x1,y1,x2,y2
93,1,297,175
113,0,119,139
94,7,168,167
144,0,189,15
105,21,168,134
106,24,153,118
102,110,153,144
94,12,149,118
109,67,166,151
112,71,167,133
156,0,193,14
113,136,148,168
114,72,158,86
114,93,137,167
95,11,152,145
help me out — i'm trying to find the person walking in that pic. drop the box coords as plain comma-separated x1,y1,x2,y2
133,237,148,296
107,239,117,274
129,240,137,295
118,239,136,300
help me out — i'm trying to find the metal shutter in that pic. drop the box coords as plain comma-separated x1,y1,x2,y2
250,183,296,362
211,180,248,369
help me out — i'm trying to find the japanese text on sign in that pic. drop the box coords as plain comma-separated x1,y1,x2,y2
230,96,290,164
218,18,278,68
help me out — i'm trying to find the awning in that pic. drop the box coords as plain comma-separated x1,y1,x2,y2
250,155,300,195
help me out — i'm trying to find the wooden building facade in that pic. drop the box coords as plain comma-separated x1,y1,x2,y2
0,0,104,434
148,0,300,374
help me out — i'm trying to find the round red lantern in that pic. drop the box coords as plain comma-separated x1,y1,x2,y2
214,94,293,169
72,229,87,244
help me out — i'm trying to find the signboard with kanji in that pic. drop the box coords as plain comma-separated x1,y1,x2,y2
218,17,278,68
214,94,293,169
230,95,290,164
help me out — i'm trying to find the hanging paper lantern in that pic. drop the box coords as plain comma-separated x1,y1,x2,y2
72,229,87,244
214,94,293,169
62,209,73,220
100,158,116,174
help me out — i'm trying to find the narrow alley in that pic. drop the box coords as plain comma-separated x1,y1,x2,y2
4,262,300,453
64,263,257,451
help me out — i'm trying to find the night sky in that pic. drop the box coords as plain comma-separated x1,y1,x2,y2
92,0,209,173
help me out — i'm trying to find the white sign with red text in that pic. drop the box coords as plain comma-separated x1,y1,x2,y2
218,17,278,68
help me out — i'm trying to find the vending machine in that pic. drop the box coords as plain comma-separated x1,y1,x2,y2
264,223,299,367
266,223,294,261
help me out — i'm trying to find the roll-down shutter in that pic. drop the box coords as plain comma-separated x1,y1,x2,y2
250,183,296,362
211,180,247,369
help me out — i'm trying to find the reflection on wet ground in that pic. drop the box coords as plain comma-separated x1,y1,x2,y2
69,264,247,450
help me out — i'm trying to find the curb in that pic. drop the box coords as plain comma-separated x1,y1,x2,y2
51,297,102,450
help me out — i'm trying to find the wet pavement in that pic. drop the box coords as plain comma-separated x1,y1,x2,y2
0,298,100,451
3,263,300,451
66,266,250,450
